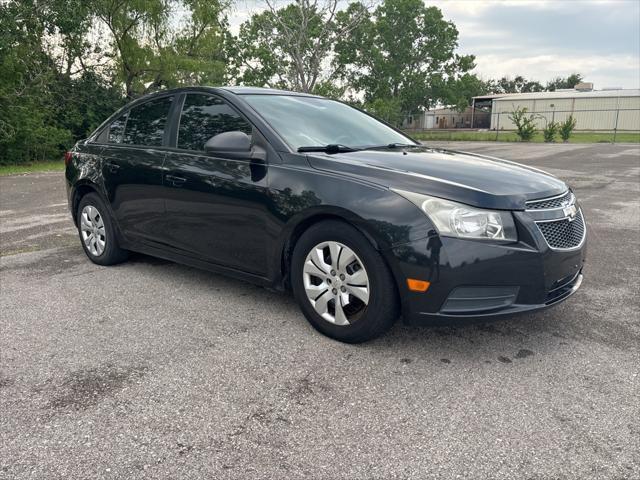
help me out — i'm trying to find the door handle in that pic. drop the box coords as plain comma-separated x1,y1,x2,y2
166,174,187,186
105,162,120,173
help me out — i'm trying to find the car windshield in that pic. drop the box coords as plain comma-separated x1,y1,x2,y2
242,94,414,150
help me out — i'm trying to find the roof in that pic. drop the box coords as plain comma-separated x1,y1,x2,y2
473,89,640,102
219,86,319,97
126,86,321,102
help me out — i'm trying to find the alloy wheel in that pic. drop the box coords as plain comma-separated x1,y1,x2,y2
80,205,106,256
302,241,370,325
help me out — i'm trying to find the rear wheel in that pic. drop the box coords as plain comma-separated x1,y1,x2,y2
291,220,399,343
77,192,128,265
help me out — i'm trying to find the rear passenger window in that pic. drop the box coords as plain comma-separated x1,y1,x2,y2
178,94,252,152
123,96,173,146
108,113,127,144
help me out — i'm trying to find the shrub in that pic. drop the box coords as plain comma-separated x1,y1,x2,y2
508,106,538,141
559,115,577,142
543,121,559,143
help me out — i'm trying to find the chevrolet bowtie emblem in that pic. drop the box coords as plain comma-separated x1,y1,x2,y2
563,204,578,220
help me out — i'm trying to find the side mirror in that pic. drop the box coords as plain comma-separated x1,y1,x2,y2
204,131,252,159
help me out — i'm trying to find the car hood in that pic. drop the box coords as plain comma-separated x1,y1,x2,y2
306,147,567,210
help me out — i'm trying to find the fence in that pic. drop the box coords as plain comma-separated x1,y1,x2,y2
401,107,640,143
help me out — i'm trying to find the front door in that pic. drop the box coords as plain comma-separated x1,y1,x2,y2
161,93,270,275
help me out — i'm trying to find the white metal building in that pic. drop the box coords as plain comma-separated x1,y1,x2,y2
403,107,473,130
474,88,640,131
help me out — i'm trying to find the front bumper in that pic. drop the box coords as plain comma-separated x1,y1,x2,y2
386,212,587,325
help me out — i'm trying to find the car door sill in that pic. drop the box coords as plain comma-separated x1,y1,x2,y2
120,239,272,288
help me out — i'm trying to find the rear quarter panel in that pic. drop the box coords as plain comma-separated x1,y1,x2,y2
65,142,106,223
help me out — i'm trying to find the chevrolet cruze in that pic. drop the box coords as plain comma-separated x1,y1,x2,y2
65,87,586,343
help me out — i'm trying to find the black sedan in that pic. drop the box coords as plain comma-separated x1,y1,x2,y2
65,87,586,343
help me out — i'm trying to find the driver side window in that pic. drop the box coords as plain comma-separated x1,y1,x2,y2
177,94,252,152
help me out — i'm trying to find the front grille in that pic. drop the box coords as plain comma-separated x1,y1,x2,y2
536,210,586,249
526,191,572,210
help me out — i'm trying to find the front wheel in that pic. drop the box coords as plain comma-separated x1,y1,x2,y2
291,220,399,343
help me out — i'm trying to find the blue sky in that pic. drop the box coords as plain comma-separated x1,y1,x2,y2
230,0,640,89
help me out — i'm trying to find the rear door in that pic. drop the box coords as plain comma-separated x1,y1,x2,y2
100,95,174,245
161,93,270,275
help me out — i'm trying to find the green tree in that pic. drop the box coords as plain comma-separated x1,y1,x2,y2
488,75,545,94
546,73,584,91
230,0,368,93
364,97,404,125
0,0,231,164
483,74,584,94
0,0,71,164
442,73,490,112
44,0,95,76
94,0,229,98
172,0,231,86
334,0,475,116
50,72,125,143
94,0,172,98
312,80,348,100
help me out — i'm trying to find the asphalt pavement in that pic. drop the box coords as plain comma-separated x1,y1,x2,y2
1,142,639,479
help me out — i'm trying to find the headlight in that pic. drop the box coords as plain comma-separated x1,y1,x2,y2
392,189,517,241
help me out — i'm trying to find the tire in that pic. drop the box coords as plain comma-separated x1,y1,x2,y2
76,192,128,266
291,220,399,343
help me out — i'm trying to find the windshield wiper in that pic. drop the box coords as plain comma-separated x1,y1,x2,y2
297,144,361,154
360,142,423,151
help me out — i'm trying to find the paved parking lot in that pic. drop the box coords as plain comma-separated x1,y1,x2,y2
1,143,639,479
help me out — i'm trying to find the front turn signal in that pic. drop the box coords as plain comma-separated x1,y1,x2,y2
407,278,430,292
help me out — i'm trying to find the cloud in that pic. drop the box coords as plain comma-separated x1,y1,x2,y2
474,53,640,89
432,0,640,88
225,0,640,88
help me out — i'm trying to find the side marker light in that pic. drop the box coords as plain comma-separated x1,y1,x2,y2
407,279,430,292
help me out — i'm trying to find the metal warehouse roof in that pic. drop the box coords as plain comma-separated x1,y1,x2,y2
473,89,640,101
